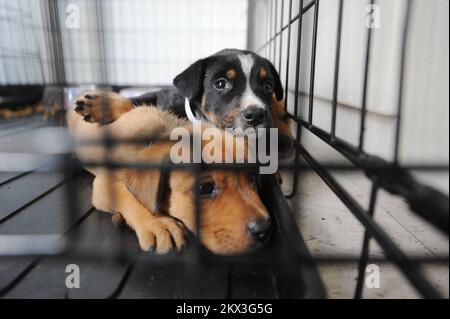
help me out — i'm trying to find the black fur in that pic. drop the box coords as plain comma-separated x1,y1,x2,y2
131,49,284,130
131,88,186,118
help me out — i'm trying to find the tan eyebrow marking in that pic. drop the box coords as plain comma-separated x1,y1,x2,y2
259,67,267,78
226,69,237,79
201,95,206,109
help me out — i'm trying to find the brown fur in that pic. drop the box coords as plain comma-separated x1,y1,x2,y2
259,67,267,79
200,95,206,110
226,69,237,79
223,106,241,128
67,91,270,255
0,103,45,119
205,110,220,125
271,95,292,140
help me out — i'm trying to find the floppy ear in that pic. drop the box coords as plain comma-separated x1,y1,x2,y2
121,169,169,214
173,59,207,100
268,62,284,101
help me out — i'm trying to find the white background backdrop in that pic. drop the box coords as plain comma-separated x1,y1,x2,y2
0,0,248,85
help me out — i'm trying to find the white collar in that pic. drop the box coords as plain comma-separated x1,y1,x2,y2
184,98,201,123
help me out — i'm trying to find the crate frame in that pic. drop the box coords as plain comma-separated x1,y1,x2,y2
0,0,448,299
248,0,449,298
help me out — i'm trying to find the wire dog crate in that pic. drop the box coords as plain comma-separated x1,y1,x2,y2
0,0,448,299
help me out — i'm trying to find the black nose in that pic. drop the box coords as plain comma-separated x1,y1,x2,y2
242,106,266,126
248,217,271,242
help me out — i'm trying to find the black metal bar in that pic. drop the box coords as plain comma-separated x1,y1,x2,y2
180,164,203,298
17,0,30,83
76,157,449,173
272,0,278,63
47,0,66,85
284,0,304,199
96,0,109,85
299,144,443,298
331,0,343,139
268,0,273,60
354,183,378,299
293,118,449,233
293,0,305,118
247,0,254,51
278,0,285,72
393,0,413,163
2,244,447,265
358,0,374,152
32,1,47,84
283,0,293,109
261,175,326,298
41,0,56,84
255,0,316,53
307,0,320,126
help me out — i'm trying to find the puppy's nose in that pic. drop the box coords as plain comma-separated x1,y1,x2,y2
248,217,271,242
242,106,266,126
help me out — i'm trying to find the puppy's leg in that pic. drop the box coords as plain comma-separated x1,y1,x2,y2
92,173,186,254
74,91,134,124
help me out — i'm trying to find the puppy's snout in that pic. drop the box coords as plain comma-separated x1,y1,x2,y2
248,217,271,242
242,106,266,126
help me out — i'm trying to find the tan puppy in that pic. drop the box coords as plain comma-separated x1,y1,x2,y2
67,91,271,255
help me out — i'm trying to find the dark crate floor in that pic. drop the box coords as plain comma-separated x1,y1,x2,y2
0,115,324,299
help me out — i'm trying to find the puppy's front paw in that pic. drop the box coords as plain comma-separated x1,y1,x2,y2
74,91,132,124
135,216,186,254
74,92,103,123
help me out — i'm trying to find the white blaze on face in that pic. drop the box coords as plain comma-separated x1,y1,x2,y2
238,54,265,110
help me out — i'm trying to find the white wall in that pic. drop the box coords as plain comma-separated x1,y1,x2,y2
60,0,248,85
0,0,248,86
250,0,449,167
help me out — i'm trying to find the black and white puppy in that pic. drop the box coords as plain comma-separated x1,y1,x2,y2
131,48,293,154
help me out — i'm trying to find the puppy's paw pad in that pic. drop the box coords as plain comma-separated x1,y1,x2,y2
73,91,131,124
74,96,93,115
73,91,109,123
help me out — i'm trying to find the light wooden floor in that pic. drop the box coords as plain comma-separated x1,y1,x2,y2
283,169,449,298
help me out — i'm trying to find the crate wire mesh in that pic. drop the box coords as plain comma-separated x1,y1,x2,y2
0,0,325,299
0,0,448,299
248,0,448,298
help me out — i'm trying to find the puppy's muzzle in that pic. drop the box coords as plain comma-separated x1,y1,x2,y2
248,217,271,243
241,106,267,127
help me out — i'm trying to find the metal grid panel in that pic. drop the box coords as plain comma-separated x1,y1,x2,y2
0,0,448,299
248,0,448,298
0,0,325,299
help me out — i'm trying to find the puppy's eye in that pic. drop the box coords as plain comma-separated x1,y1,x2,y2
263,80,274,93
200,181,216,196
214,78,229,90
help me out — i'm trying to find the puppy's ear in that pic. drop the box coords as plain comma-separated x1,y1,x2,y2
173,59,207,100
268,62,284,101
121,169,169,214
